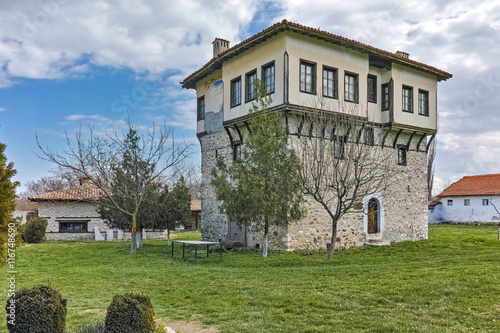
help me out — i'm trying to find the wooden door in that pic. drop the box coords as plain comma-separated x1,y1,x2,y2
227,222,246,245
368,198,378,234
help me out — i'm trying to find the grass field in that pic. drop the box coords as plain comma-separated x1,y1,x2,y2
2,225,500,332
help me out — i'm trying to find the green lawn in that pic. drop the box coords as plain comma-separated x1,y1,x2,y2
2,226,500,332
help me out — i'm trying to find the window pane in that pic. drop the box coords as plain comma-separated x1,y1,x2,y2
398,147,406,165
300,62,315,94
403,86,413,112
368,75,376,103
382,83,390,111
345,73,358,102
197,97,205,120
263,63,275,94
231,78,241,107
246,71,257,102
418,90,428,116
323,68,337,98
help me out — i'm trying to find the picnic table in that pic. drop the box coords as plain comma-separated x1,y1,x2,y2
171,240,223,263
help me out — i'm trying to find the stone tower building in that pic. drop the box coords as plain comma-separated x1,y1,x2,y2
181,20,452,251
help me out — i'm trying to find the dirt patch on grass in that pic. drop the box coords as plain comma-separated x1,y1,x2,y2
157,316,220,333
79,309,106,316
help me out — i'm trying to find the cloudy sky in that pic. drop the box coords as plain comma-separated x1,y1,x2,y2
0,0,499,194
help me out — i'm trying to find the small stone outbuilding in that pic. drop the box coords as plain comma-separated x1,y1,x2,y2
29,176,107,240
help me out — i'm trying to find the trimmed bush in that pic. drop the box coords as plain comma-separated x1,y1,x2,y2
21,217,47,243
104,291,156,333
6,283,67,333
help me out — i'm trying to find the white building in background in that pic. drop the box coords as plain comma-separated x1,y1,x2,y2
429,174,500,223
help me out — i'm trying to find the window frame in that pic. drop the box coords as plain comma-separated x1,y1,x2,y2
482,199,489,206
245,69,257,103
230,76,242,108
447,200,453,206
344,71,359,103
262,61,275,95
464,199,470,206
381,83,390,111
300,60,316,95
197,96,205,121
397,146,407,166
364,127,374,146
58,220,89,233
322,66,338,99
233,142,242,161
334,136,345,159
418,89,429,116
402,85,414,113
367,74,377,103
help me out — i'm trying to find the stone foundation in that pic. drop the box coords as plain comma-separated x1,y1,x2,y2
199,114,429,251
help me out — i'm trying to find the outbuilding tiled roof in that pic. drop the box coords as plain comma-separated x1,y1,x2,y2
181,19,452,89
29,183,103,202
437,174,500,197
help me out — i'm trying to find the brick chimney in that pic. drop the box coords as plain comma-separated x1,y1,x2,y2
79,175,91,185
395,51,410,59
213,38,230,57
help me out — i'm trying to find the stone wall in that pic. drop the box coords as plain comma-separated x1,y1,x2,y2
39,201,179,241
200,131,232,242
38,201,108,240
199,113,429,251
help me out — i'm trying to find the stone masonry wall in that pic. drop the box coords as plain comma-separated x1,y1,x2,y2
200,131,232,242
199,113,429,251
39,201,107,240
39,201,169,241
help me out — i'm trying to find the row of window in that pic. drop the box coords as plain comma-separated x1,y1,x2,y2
197,60,431,121
231,129,409,166
447,199,489,206
197,62,275,121
231,61,276,108
299,60,429,116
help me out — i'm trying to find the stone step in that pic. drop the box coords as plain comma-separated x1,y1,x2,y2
365,238,390,246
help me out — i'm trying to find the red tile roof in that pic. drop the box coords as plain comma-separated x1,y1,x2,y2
29,183,103,202
181,20,452,89
437,174,500,197
191,199,201,211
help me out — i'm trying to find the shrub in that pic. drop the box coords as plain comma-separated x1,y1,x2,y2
155,325,167,333
6,283,67,333
104,291,156,333
21,217,48,243
76,321,105,333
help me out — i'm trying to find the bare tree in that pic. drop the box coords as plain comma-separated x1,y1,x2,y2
490,198,500,240
295,109,402,259
170,162,202,200
36,121,192,254
21,176,70,198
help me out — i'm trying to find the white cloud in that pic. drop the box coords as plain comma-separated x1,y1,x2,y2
0,0,259,85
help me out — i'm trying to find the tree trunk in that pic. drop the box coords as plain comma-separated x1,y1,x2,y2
130,233,136,254
130,214,137,254
136,229,142,249
327,219,338,260
262,222,269,258
167,229,171,245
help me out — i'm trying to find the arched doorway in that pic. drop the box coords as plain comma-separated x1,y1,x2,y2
368,198,379,234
